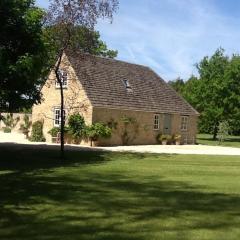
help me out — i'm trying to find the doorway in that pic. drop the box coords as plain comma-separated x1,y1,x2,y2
163,114,172,135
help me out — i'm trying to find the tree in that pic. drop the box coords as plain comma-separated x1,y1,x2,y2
46,0,119,158
0,0,51,112
44,25,118,59
175,48,240,139
168,77,185,95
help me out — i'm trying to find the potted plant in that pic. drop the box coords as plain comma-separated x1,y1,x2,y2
86,123,112,147
160,134,168,145
174,134,181,145
48,127,60,143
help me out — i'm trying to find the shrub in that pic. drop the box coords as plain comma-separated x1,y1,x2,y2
156,133,162,143
157,134,172,144
173,134,181,144
217,121,230,144
2,113,20,129
3,127,11,133
86,123,112,145
48,127,60,137
19,114,32,138
68,113,86,140
30,121,45,142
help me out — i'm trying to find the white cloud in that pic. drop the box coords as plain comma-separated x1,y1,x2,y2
97,0,240,80
36,0,240,80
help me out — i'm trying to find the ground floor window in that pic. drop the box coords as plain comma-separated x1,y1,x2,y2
54,108,66,127
154,114,160,130
181,116,189,131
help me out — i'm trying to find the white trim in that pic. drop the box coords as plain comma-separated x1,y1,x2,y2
53,107,66,127
153,114,160,130
180,116,189,131
55,70,68,89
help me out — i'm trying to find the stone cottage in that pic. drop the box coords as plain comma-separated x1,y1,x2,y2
32,51,199,145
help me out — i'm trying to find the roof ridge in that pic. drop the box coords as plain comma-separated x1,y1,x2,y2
66,50,199,116
65,50,151,70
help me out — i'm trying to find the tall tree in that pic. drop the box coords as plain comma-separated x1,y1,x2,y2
0,0,50,112
44,25,118,59
46,0,119,158
176,48,240,139
168,77,185,95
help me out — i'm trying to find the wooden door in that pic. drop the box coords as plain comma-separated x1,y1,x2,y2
163,114,172,135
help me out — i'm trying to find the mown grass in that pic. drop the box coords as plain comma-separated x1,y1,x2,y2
1,143,240,239
197,133,240,148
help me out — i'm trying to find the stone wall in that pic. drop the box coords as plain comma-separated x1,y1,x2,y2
31,53,198,145
32,53,93,142
92,107,198,146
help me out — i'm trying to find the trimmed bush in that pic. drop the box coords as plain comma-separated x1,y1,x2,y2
19,114,32,138
2,113,20,130
3,127,11,133
68,113,86,140
48,127,60,137
86,123,112,146
30,121,45,142
157,134,172,144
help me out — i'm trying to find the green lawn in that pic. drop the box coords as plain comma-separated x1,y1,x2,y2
197,133,240,148
1,144,240,239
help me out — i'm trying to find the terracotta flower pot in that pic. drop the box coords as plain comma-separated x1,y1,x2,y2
162,140,167,145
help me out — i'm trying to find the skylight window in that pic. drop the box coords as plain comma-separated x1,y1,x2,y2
122,79,132,91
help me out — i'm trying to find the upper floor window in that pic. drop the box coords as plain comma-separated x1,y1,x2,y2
54,107,66,127
154,114,160,130
56,70,68,88
181,116,188,131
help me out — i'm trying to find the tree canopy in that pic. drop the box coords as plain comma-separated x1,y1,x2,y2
169,48,240,138
45,0,119,158
0,0,50,111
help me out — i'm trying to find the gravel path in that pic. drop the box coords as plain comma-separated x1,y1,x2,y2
1,132,240,156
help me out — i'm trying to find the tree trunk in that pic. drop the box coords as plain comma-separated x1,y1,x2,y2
60,85,65,159
213,124,218,140
55,51,65,160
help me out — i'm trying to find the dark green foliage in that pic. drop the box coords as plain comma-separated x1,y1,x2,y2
2,114,20,129
168,77,185,94
86,123,112,143
68,113,86,140
30,120,45,142
0,0,51,111
170,48,240,139
1,145,240,239
3,127,11,133
19,114,32,138
48,127,60,137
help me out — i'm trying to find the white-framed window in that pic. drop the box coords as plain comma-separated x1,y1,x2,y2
54,108,66,127
181,116,189,131
154,114,160,130
55,70,68,88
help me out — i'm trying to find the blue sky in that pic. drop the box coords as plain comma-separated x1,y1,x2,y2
36,0,240,80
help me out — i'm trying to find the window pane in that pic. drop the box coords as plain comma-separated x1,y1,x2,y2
154,114,159,130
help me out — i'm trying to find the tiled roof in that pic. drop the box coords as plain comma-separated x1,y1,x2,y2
67,52,199,115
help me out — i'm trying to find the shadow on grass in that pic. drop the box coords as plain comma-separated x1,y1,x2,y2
197,135,240,143
1,143,240,239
